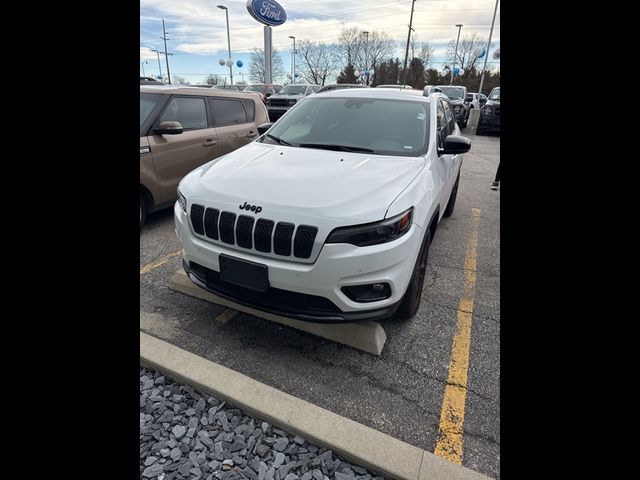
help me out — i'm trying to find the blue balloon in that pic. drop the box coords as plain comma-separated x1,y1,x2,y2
453,67,460,75
236,60,243,68
294,73,299,77
478,48,486,58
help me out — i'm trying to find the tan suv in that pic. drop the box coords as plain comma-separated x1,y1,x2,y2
140,85,269,227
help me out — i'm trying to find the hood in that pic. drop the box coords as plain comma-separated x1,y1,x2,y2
181,142,425,226
449,98,465,105
485,99,500,107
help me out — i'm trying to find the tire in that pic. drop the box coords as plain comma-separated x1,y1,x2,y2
140,193,146,229
396,231,432,320
443,173,460,217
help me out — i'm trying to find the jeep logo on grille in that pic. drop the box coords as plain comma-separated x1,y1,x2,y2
239,201,262,214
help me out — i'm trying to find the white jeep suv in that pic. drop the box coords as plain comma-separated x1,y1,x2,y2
174,90,470,322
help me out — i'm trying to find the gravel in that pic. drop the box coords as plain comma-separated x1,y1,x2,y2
141,367,387,480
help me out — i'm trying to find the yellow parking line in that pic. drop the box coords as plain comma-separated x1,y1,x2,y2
140,249,182,275
215,308,239,324
434,208,481,464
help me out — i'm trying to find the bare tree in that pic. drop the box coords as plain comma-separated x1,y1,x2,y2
446,33,493,72
172,75,190,85
335,27,395,83
296,39,338,86
204,74,223,85
410,36,435,68
249,47,285,83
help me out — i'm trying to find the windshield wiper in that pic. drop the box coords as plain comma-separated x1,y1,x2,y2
298,143,375,153
265,134,292,146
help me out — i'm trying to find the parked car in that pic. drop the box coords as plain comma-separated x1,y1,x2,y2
212,84,247,91
476,87,500,135
469,92,488,109
375,84,411,89
426,85,470,128
140,76,163,85
316,84,368,93
140,85,270,228
267,84,320,121
175,89,470,322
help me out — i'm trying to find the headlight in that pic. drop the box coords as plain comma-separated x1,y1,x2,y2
177,189,187,213
287,99,297,106
326,208,413,247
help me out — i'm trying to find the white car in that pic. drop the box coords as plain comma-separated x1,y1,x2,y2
175,89,470,322
468,92,488,109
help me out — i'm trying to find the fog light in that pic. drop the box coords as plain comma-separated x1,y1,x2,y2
341,283,391,303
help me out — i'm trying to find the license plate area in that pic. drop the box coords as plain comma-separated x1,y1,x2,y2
219,254,269,292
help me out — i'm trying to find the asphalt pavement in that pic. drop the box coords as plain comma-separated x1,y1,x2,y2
140,131,500,479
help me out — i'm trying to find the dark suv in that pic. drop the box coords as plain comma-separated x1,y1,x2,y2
429,85,470,128
267,84,320,121
477,87,500,135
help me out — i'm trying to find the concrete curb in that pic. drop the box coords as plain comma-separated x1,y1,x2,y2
140,332,493,480
169,268,387,356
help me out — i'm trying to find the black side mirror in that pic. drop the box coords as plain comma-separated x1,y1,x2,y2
257,123,273,135
480,98,487,105
265,92,273,98
465,95,473,102
154,121,183,135
441,135,471,155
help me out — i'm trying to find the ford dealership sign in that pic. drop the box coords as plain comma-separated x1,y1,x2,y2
246,0,287,26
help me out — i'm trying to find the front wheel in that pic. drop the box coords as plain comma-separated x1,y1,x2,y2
396,232,432,320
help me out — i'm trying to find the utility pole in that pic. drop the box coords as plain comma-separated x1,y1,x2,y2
401,0,416,88
141,60,147,77
363,31,369,85
161,19,171,84
152,50,163,79
451,24,463,85
478,0,499,96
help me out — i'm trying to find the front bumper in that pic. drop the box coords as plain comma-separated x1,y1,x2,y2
478,113,501,130
174,202,423,322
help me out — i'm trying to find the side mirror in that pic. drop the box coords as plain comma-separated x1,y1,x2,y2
257,123,273,135
480,98,487,105
465,95,473,102
441,135,471,155
154,121,183,135
265,92,273,98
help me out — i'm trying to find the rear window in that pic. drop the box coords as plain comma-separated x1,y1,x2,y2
212,98,248,126
242,100,255,122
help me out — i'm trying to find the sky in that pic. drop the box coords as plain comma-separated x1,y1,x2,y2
140,0,500,84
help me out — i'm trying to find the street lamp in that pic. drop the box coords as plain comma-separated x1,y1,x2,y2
217,5,233,85
362,30,369,85
451,24,463,85
141,60,148,77
151,49,163,79
289,36,296,85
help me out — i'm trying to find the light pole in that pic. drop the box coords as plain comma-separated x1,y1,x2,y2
289,36,296,84
141,60,147,77
362,31,369,85
217,5,233,85
151,49,163,79
451,24,463,85
401,0,417,87
478,0,499,96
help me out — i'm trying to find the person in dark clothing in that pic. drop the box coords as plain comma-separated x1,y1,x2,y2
491,162,501,190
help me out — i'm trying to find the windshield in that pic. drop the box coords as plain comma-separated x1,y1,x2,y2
280,85,308,95
489,88,500,100
244,85,264,92
140,93,164,133
436,86,464,99
261,97,430,157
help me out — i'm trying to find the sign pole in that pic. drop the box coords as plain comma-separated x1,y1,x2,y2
264,26,272,84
